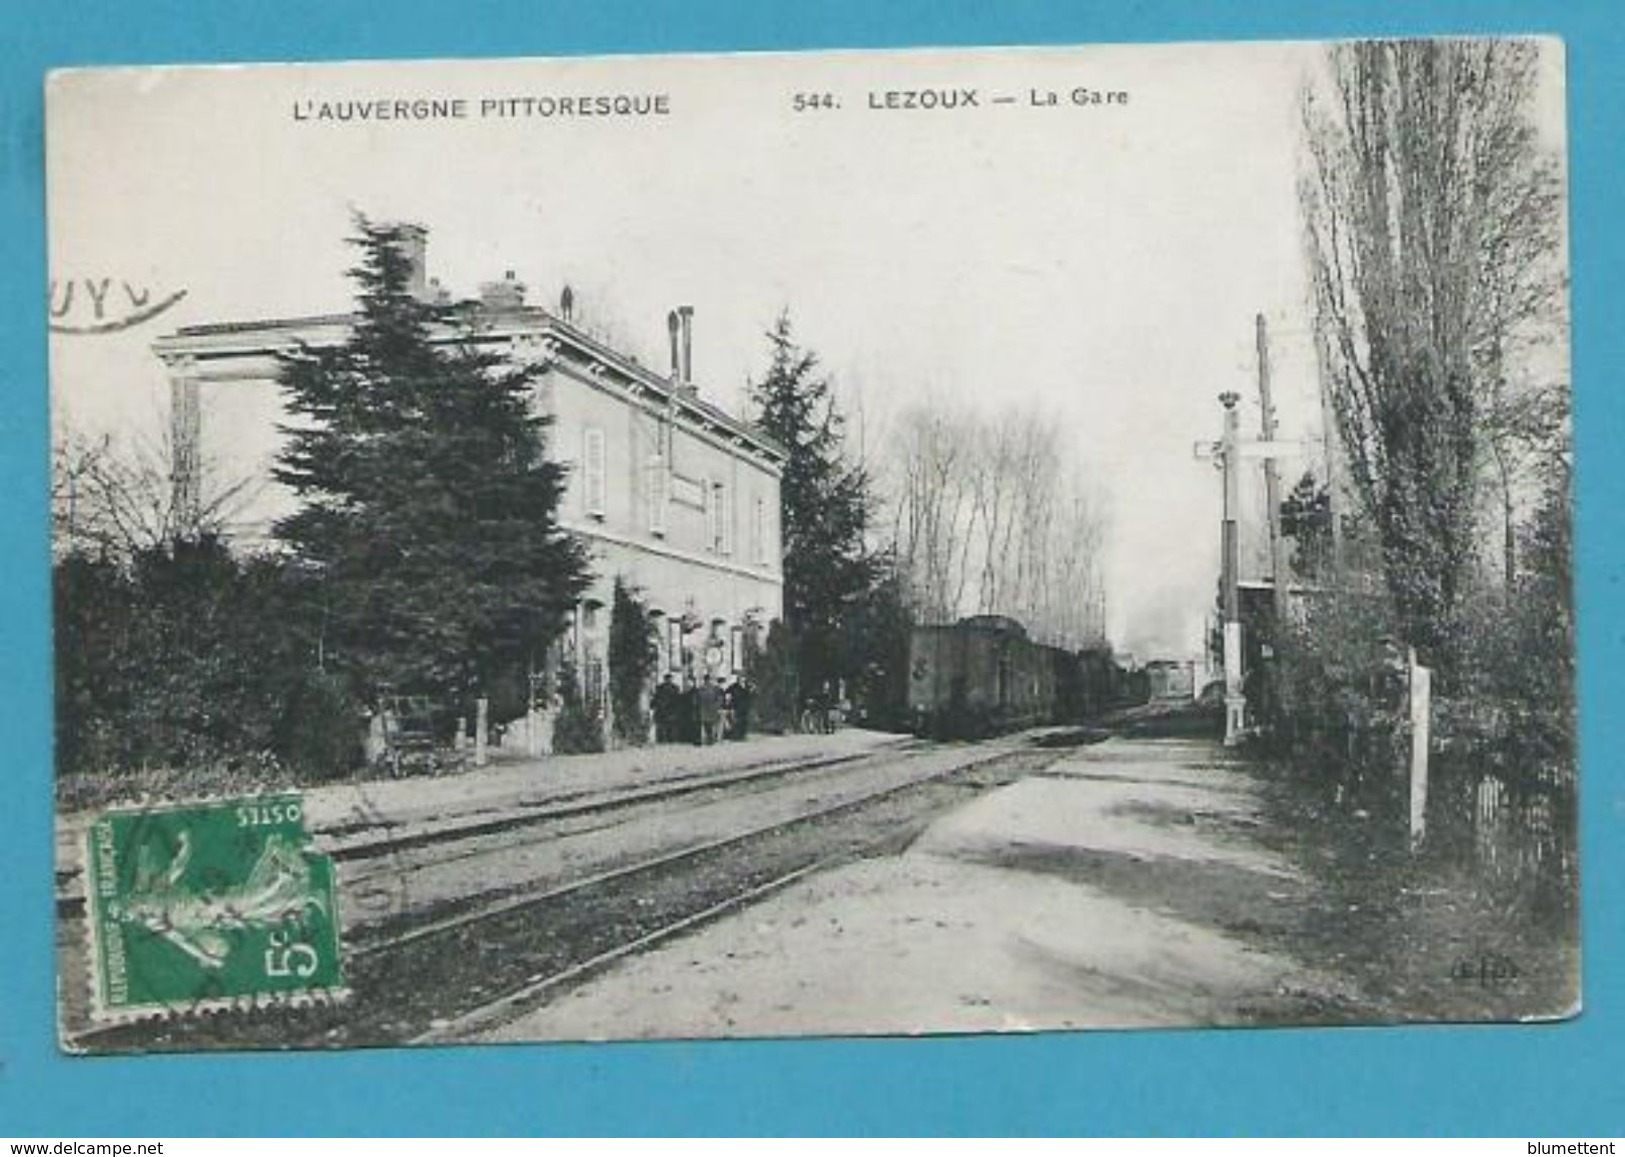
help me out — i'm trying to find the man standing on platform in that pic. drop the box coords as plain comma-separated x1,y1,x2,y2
697,674,723,745
652,672,680,744
731,676,753,740
719,677,737,741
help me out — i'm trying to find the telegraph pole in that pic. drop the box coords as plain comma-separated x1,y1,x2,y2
1219,391,1245,745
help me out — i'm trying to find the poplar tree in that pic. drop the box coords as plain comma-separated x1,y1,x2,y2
1301,40,1564,671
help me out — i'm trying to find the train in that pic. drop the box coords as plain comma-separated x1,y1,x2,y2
906,614,1120,738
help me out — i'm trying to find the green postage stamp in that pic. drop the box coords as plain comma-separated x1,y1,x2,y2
85,793,346,1019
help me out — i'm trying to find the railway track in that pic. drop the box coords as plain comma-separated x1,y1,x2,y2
53,739,920,921
332,738,930,928
66,737,1055,1052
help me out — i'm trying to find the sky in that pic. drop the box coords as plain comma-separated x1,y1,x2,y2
44,40,1565,658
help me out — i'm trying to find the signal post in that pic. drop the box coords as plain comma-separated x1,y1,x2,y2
1198,389,1301,746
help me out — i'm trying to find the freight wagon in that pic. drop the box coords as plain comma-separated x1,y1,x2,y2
907,615,1062,738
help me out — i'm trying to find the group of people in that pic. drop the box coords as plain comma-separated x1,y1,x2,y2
651,672,754,745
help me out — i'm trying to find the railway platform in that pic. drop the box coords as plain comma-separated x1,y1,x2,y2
477,734,1360,1040
304,727,912,851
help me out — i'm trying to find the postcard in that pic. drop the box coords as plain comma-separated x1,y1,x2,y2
47,38,1576,1052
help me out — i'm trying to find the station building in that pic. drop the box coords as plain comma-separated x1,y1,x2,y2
151,225,785,742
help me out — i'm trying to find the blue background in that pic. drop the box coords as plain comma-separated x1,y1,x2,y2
2,0,1619,1137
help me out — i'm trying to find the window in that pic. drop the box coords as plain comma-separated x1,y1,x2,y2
646,453,667,536
583,426,606,519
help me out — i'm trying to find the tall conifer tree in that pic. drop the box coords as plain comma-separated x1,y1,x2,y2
749,312,874,697
274,218,590,718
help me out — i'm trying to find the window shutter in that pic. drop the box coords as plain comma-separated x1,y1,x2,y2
584,427,606,518
716,480,731,555
702,479,716,552
647,454,667,536
753,496,766,564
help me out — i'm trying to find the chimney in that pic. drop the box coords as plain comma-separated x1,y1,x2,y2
667,310,682,380
678,305,694,384
393,223,429,301
478,269,526,313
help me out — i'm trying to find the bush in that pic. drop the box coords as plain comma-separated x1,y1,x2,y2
1270,584,1406,807
1270,477,1575,876
273,669,365,781
608,578,658,746
552,659,604,754
53,538,331,789
745,619,798,733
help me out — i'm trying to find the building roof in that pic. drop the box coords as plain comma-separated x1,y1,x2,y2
155,302,788,469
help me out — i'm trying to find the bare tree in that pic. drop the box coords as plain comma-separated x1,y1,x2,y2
1466,47,1568,585
884,400,1108,649
887,402,976,622
53,423,263,562
968,415,1016,615
1301,39,1566,665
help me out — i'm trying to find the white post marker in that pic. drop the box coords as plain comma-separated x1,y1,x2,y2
1409,650,1431,850
475,696,489,769
1223,621,1244,742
